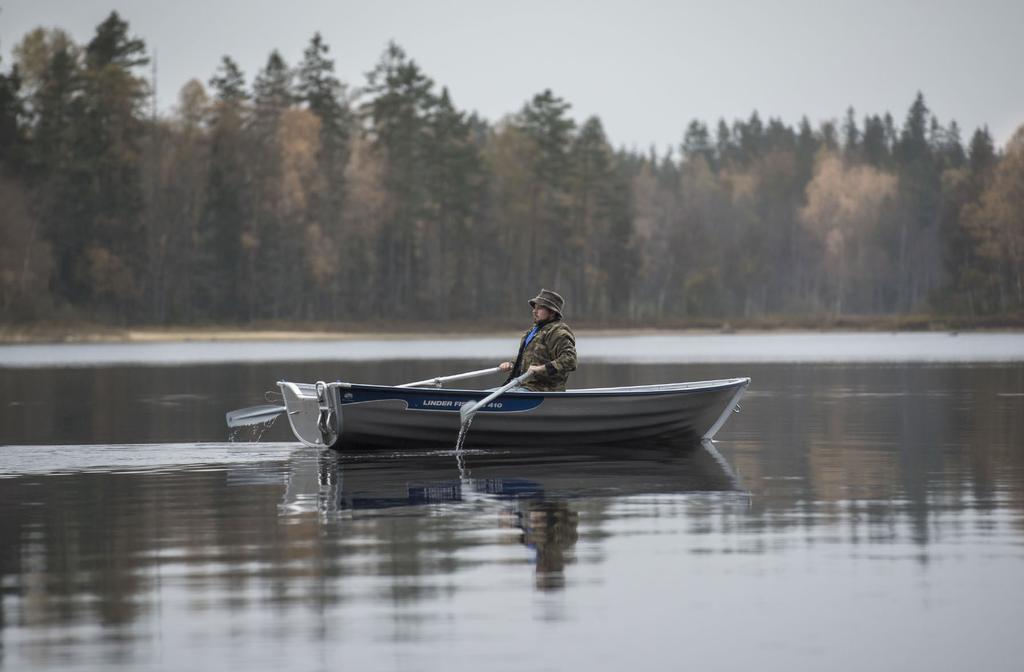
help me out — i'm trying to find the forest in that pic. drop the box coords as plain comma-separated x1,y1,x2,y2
1,12,1022,328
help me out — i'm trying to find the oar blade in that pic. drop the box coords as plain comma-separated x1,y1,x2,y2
459,400,476,425
226,404,286,428
458,370,533,427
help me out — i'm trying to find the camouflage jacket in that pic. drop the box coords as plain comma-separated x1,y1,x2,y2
509,319,577,391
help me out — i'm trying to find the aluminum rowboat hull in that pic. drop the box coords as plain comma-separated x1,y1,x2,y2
278,377,749,450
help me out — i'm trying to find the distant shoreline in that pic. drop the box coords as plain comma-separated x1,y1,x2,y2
4,330,1023,369
2,315,1022,344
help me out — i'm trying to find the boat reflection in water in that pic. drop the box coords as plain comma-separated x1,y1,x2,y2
275,439,742,589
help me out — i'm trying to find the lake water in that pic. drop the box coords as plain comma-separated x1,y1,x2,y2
2,334,1023,671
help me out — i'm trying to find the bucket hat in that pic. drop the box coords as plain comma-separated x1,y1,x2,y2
529,288,564,317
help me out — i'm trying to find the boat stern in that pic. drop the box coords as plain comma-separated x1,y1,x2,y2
278,381,341,449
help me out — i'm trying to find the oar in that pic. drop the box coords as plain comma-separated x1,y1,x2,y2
397,366,502,388
460,370,534,426
226,404,287,428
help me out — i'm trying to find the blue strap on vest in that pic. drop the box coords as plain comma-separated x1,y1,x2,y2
524,325,540,348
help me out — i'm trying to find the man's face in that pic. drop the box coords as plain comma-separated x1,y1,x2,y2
533,306,553,322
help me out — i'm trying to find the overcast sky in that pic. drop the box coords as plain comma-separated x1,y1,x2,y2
3,0,1022,151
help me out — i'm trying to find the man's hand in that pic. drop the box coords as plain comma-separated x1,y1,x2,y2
498,361,513,372
527,364,546,375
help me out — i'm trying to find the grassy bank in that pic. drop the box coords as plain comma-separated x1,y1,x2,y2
2,314,1022,344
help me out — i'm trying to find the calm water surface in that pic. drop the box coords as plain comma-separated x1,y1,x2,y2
2,337,1023,671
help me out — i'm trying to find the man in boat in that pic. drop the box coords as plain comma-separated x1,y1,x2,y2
498,289,577,392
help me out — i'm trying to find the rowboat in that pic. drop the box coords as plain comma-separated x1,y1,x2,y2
228,368,749,450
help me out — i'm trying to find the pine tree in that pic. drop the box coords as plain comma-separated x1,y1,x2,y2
681,120,714,168
516,89,575,286
715,118,733,165
963,128,1024,311
883,113,898,150
209,55,247,103
842,106,860,160
861,114,889,166
519,89,574,181
939,121,966,169
26,13,149,314
737,110,764,161
567,116,612,313
251,50,293,141
764,118,795,154
940,126,1000,313
248,50,301,318
795,116,818,183
28,44,84,303
567,116,635,317
76,11,150,318
201,56,251,319
296,33,353,317
32,46,80,174
0,57,27,171
361,42,438,317
297,33,350,168
893,93,942,311
603,158,637,316
818,120,839,152
968,126,996,176
423,87,486,317
896,92,931,167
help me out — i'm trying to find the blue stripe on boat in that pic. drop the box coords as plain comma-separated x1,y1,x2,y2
339,386,544,413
